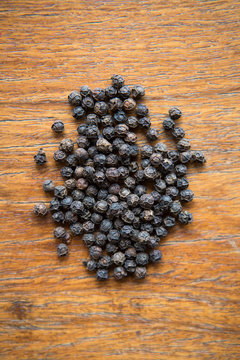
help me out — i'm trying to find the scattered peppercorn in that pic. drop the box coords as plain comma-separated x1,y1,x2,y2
52,120,64,133
33,75,206,281
34,148,47,165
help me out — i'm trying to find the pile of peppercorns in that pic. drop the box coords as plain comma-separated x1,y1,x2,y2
33,74,206,281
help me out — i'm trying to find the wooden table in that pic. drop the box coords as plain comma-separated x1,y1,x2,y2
0,1,239,359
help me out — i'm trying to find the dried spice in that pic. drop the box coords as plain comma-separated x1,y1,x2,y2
33,75,206,281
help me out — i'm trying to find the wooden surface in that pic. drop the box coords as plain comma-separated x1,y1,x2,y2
0,1,240,359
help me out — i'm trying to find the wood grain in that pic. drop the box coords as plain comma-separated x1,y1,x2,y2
0,1,240,359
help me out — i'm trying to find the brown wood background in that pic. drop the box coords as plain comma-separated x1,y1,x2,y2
0,1,240,359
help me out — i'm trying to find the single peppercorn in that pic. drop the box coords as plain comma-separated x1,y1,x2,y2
179,151,192,164
98,255,112,269
59,138,74,153
34,203,48,216
70,222,83,236
138,116,151,129
94,101,108,116
54,226,68,240
113,266,127,280
146,128,159,141
49,198,61,213
52,211,65,223
34,148,47,165
126,116,138,128
144,166,158,180
170,200,182,215
52,120,64,133
73,106,85,120
111,74,125,89
163,216,176,228
123,98,136,112
176,177,189,190
124,259,136,273
178,211,193,225
108,97,123,112
68,90,82,106
171,126,185,140
96,137,112,154
60,166,74,179
132,85,145,99
57,243,69,257
180,189,194,202
163,118,175,131
177,138,191,152
84,259,97,271
61,196,73,210
43,180,55,193
54,185,67,199
175,164,187,177
80,85,92,97
169,106,182,120
105,85,118,98
150,153,162,167
191,150,206,164
53,150,66,162
96,269,109,280
139,194,154,209
141,145,154,158
136,104,149,117
135,266,147,279
149,249,162,263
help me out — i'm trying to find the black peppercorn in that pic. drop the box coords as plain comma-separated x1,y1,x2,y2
73,106,85,120
161,158,174,173
141,145,153,159
111,74,125,89
163,118,175,131
125,132,137,144
86,125,100,139
125,247,137,259
171,126,185,140
180,189,194,202
154,142,168,156
113,266,127,280
114,110,127,123
106,243,118,254
43,180,55,193
149,249,162,263
136,104,149,117
52,211,65,223
105,85,118,98
94,200,108,214
102,126,115,141
176,177,189,190
136,252,149,266
64,211,78,224
77,124,87,135
150,153,162,167
170,200,182,215
134,266,147,279
76,178,88,190
57,243,69,257
177,139,191,152
52,120,64,133
179,151,192,164
168,150,180,163
137,231,150,244
138,116,151,129
132,85,145,99
100,219,113,233
124,259,136,273
151,191,161,203
112,251,126,266
49,198,61,213
191,150,206,164
92,87,105,101
146,128,159,141
178,210,193,225
96,137,112,154
134,184,147,197
139,194,154,209
61,196,73,210
89,245,103,260
175,164,187,177
34,203,48,216
70,222,83,236
96,269,109,280
80,85,92,98
163,216,176,228
169,106,182,120
53,150,66,162
95,232,107,247
59,138,74,153
98,255,112,269
82,220,95,233
54,185,67,199
94,101,108,116
84,259,97,271
108,97,123,112
155,226,168,237
126,116,138,128
144,166,158,180
122,98,136,112
68,90,82,106
60,166,74,179
34,148,47,165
